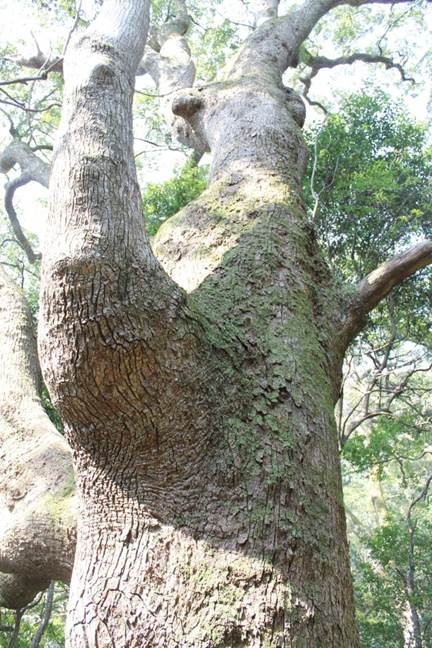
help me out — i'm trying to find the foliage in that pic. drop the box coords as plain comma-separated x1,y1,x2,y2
348,477,432,647
304,91,432,348
343,368,432,646
193,19,241,82
310,92,432,646
142,161,208,235
304,91,432,278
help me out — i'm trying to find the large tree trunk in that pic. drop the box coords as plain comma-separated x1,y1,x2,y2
38,1,391,646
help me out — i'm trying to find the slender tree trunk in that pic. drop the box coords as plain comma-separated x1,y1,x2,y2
7,609,23,648
30,582,55,648
403,600,423,648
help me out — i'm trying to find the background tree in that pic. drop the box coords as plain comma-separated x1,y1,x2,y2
303,90,432,647
0,0,431,647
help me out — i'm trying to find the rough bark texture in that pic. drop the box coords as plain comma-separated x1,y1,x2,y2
0,266,75,609
37,0,431,646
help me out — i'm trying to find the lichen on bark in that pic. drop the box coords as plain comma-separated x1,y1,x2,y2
33,0,432,646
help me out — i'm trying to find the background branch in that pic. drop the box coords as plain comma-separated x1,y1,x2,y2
4,175,41,264
300,50,414,109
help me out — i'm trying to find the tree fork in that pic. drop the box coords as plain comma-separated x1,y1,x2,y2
37,0,432,646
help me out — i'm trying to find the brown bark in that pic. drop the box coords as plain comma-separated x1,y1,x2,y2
36,0,431,646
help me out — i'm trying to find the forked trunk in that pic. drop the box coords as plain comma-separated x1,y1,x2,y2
39,0,359,645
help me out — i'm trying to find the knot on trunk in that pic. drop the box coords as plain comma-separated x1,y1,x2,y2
172,90,209,153
172,91,204,118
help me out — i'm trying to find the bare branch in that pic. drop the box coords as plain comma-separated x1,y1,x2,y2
408,472,432,520
303,93,329,114
4,175,41,264
0,58,63,85
229,0,418,80
339,241,432,349
2,1,82,86
62,0,83,58
358,241,432,314
300,50,414,107
0,93,61,113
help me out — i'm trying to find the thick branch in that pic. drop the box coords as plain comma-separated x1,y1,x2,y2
358,241,432,313
137,0,206,154
306,52,413,82
4,175,41,264
40,0,197,443
339,241,432,349
138,0,194,90
0,573,49,610
0,140,50,186
0,140,50,262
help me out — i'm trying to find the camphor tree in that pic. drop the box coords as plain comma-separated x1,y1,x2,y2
0,0,432,646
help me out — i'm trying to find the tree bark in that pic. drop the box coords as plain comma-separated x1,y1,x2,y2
38,0,431,646
0,266,75,609
137,0,206,156
0,140,50,261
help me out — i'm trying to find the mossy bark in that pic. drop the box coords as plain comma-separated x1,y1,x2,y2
39,0,359,646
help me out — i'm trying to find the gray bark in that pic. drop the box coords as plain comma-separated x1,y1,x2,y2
137,0,206,156
36,0,431,646
0,266,75,609
251,0,280,27
30,582,55,648
0,141,50,187
0,140,50,262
